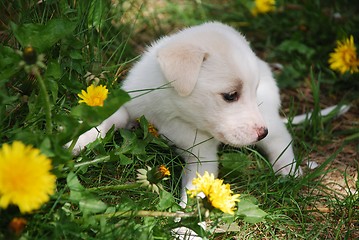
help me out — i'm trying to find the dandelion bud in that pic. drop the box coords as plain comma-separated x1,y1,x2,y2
23,46,37,65
8,217,27,236
147,165,170,184
137,165,170,194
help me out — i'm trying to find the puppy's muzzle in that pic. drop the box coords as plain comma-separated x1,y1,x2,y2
256,127,268,141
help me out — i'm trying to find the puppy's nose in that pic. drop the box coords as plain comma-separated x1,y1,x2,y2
257,127,268,141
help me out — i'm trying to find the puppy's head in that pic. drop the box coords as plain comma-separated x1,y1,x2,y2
157,23,268,146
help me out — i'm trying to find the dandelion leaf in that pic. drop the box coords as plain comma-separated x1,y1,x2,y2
67,172,85,201
79,198,107,215
236,197,268,223
11,19,77,52
0,45,22,79
157,190,177,211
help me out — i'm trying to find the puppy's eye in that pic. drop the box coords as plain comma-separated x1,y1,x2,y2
222,91,239,102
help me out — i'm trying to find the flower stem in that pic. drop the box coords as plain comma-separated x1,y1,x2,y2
73,155,111,169
88,182,142,192
67,135,79,152
34,68,52,135
93,210,197,219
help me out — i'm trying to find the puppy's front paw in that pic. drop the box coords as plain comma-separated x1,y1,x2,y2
65,139,87,156
171,223,205,240
65,127,102,155
276,164,303,177
64,141,80,155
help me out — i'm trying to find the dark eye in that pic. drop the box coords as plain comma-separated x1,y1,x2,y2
222,91,239,102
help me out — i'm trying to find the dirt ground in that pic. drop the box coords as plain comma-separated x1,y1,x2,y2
281,83,358,198
281,80,358,237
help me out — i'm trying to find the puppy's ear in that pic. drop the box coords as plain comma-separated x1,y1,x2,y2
157,43,207,96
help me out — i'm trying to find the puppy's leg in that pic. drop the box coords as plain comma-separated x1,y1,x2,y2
159,121,220,207
179,138,220,207
256,113,301,176
67,106,129,155
256,76,300,176
255,61,301,176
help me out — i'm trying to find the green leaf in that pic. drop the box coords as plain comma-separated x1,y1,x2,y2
45,61,61,102
157,190,176,210
119,129,148,155
53,113,83,145
138,116,149,138
45,60,62,79
277,40,315,59
11,18,77,52
0,45,21,80
236,196,268,223
39,137,55,158
119,129,137,153
88,0,107,30
151,137,170,149
79,198,108,214
71,104,105,126
67,172,85,201
118,153,133,165
221,152,252,173
69,50,83,60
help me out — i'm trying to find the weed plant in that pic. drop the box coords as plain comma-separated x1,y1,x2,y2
0,0,358,239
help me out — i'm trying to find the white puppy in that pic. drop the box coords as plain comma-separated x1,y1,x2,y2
69,22,301,205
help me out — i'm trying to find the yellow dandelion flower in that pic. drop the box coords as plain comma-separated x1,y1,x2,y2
78,84,109,106
251,0,276,16
148,123,159,137
329,35,359,74
188,171,216,198
136,118,160,137
187,172,240,215
0,141,56,213
158,165,171,177
209,180,241,215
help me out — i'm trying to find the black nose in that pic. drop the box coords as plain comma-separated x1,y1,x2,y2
257,127,268,141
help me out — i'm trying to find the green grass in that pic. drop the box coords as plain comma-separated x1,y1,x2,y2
1,0,358,239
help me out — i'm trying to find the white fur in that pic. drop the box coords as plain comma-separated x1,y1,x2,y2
68,22,301,205
283,104,350,125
